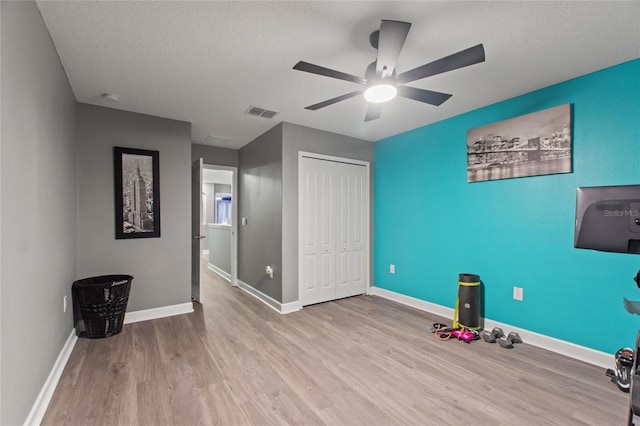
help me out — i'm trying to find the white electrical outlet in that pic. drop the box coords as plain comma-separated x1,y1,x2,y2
265,265,273,279
513,287,524,301
390,264,396,274
63,295,67,312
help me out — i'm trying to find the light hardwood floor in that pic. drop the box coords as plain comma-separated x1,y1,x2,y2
43,258,629,425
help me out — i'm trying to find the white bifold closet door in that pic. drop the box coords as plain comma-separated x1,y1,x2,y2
299,155,368,306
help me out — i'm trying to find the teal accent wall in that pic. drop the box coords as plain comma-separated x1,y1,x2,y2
374,59,640,354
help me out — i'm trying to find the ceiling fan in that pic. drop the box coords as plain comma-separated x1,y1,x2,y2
293,20,485,122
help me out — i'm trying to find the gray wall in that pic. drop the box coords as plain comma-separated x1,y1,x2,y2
214,184,232,197
203,183,216,224
237,122,373,304
192,143,239,167
75,104,192,311
1,2,77,424
208,225,231,274
281,122,373,303
238,124,283,301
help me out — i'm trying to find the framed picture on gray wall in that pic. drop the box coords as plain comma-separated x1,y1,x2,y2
114,147,161,239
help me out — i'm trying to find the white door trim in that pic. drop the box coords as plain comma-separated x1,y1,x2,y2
297,151,370,307
299,151,371,168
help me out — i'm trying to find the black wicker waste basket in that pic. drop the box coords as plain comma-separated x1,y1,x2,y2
72,275,133,338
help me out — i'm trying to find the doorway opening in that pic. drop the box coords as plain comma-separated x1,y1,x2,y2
192,161,238,303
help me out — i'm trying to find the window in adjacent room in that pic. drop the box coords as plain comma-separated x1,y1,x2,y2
215,193,232,225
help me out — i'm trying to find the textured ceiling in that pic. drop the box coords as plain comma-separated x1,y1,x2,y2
37,1,640,149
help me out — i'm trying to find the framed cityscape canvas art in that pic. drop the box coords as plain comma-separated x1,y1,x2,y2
466,104,572,183
114,147,161,239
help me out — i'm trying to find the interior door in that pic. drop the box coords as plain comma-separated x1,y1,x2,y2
334,161,367,299
299,155,368,306
191,158,203,302
300,157,336,306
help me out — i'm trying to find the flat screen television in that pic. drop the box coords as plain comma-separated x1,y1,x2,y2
575,185,640,254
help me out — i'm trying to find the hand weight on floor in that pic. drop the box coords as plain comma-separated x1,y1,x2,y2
498,332,523,349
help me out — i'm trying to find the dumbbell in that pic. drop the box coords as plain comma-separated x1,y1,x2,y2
481,327,505,343
498,332,523,349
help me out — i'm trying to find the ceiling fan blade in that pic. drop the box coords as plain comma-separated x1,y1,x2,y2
305,90,363,110
397,86,452,106
397,44,485,84
365,104,382,122
376,20,411,78
294,61,367,85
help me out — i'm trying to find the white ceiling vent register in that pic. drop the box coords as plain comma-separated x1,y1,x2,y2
245,106,278,119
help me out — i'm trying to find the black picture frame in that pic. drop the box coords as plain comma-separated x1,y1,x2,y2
114,147,161,239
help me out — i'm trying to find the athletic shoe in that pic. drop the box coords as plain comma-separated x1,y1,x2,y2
615,347,634,392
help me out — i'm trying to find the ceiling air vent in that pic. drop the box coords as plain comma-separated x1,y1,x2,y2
245,105,278,119
204,135,234,147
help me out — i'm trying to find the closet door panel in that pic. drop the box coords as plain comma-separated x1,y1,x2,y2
335,162,367,299
300,157,335,305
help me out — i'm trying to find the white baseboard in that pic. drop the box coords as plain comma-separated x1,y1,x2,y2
24,330,78,426
124,302,194,324
237,280,302,314
280,300,303,314
368,286,614,369
207,263,231,282
367,286,454,319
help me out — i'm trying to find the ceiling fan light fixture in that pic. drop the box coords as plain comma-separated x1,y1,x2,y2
364,83,397,103
293,19,485,121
